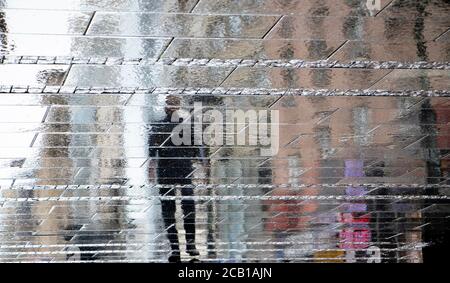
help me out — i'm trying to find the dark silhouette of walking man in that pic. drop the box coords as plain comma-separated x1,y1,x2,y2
148,95,199,262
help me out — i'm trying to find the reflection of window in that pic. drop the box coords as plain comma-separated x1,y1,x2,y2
316,126,334,159
288,155,299,185
353,107,370,145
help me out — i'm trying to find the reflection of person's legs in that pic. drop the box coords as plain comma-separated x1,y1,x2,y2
160,186,180,258
181,186,199,255
275,231,288,262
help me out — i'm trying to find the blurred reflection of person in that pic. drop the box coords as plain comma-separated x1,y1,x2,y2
148,96,199,262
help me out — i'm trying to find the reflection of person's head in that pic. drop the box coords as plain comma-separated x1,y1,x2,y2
165,95,181,116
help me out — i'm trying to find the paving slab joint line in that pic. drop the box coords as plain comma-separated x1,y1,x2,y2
0,86,448,97
1,56,449,69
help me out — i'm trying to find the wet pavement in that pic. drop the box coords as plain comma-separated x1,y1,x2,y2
0,0,449,263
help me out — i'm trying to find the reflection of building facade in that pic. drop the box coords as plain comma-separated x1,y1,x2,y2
33,97,74,261
208,96,267,261
269,97,440,262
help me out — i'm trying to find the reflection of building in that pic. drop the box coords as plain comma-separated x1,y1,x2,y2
422,99,449,262
435,101,450,183
33,96,74,262
207,96,267,261
268,97,441,262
